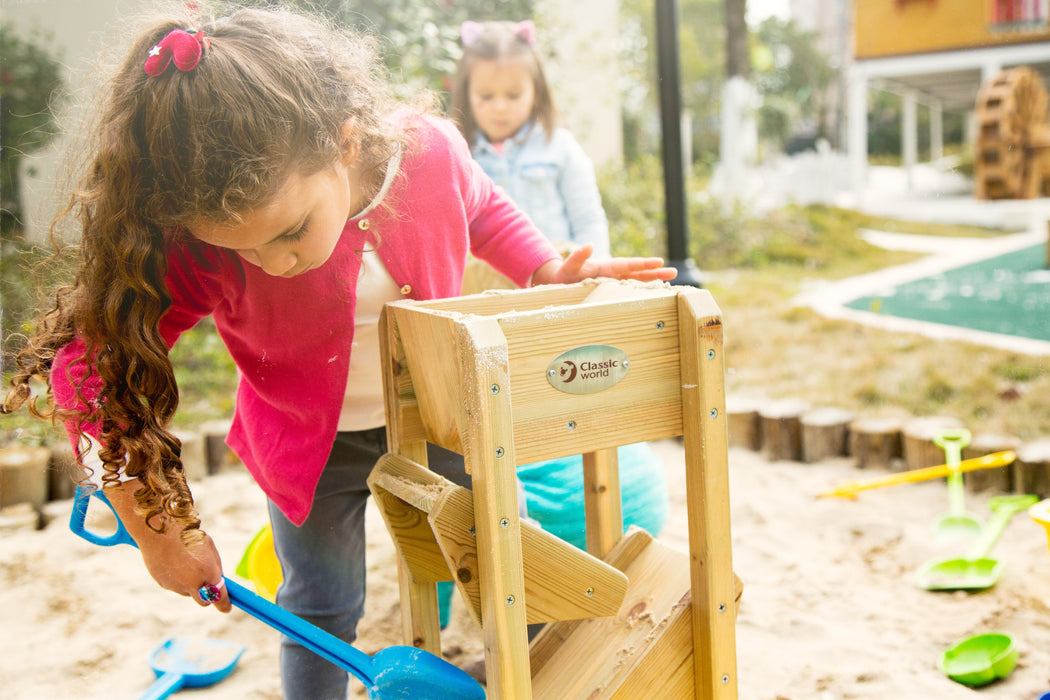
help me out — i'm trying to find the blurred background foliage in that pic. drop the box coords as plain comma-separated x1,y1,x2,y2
1,22,66,374
3,0,982,443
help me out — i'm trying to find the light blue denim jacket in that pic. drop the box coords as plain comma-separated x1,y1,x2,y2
472,123,610,259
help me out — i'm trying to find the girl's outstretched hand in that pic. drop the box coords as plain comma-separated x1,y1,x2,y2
103,481,232,613
530,245,677,286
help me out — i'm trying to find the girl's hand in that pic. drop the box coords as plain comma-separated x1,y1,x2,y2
103,482,231,613
530,245,677,286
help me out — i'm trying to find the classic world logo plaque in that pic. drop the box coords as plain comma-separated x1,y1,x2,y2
546,344,630,395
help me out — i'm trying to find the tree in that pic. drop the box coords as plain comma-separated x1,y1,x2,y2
751,17,834,147
620,0,725,168
724,0,749,80
221,0,534,97
0,22,64,238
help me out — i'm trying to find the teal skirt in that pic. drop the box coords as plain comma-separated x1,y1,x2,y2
516,441,669,551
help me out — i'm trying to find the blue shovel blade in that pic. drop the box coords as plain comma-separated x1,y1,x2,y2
371,647,486,700
139,637,245,700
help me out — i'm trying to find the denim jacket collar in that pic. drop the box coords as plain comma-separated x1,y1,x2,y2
473,121,543,157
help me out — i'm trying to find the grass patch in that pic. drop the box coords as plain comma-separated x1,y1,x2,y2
708,265,1050,441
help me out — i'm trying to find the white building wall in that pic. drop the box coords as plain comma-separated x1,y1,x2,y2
535,0,624,168
4,0,140,242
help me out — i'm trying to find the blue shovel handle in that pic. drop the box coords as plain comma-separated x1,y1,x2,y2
139,671,186,700
70,487,378,686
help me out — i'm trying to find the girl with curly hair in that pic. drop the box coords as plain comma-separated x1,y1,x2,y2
2,5,672,698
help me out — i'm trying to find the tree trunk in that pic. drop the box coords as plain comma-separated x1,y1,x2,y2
725,0,750,80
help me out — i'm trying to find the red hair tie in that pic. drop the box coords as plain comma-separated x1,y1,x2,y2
144,29,210,77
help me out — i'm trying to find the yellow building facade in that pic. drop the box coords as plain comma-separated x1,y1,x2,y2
856,0,1050,59
847,0,1050,193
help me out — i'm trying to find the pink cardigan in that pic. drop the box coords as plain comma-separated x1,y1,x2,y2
53,115,560,525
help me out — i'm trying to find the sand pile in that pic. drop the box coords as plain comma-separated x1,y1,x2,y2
3,439,1048,699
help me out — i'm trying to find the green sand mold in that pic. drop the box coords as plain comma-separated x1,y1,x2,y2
848,243,1050,342
938,632,1018,687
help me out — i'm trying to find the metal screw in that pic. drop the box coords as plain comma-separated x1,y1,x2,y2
505,595,515,606
547,369,556,377
722,675,730,685
655,321,665,330
707,349,716,359
495,447,504,458
586,588,594,597
567,421,576,430
499,518,509,529
469,526,476,536
709,408,719,419
622,360,630,369
490,384,500,394
718,603,726,613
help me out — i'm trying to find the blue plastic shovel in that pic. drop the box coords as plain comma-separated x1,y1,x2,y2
71,486,486,700
140,636,244,700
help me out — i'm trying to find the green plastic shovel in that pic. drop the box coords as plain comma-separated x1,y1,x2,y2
917,494,1039,591
932,429,983,540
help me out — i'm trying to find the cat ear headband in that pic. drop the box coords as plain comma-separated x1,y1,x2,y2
461,20,536,47
144,29,210,77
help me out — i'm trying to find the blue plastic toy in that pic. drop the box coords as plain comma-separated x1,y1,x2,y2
140,636,244,700
71,486,485,700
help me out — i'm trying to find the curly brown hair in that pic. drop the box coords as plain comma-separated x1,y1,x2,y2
2,4,401,542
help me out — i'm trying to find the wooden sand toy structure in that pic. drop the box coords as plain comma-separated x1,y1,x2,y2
367,279,739,699
974,66,1050,200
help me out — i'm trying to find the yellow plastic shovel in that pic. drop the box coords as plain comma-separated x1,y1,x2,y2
817,450,1015,500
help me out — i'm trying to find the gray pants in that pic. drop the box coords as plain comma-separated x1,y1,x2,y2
267,428,473,700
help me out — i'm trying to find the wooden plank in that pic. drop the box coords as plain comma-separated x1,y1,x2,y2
458,317,532,699
379,308,428,462
610,597,694,699
389,306,466,453
429,485,628,625
583,447,623,558
396,559,441,652
678,289,738,700
370,454,450,511
498,295,685,463
610,579,738,699
369,484,451,584
388,285,688,466
529,533,691,699
377,311,438,653
528,527,654,676
412,282,598,316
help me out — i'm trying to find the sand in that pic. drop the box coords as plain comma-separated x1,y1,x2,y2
3,439,1048,699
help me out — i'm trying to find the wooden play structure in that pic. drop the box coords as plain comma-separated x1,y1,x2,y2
974,66,1050,200
367,279,739,699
